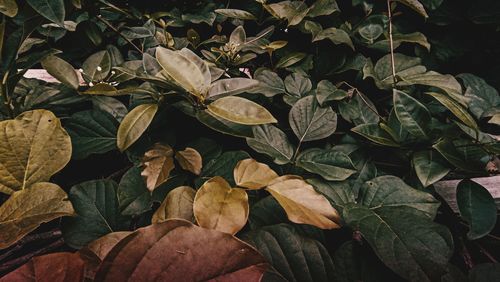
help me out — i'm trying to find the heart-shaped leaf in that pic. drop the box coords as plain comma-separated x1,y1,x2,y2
412,150,450,187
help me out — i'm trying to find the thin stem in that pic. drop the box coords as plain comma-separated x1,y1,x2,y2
0,239,64,273
475,242,498,263
96,15,144,54
337,81,387,122
386,0,397,86
291,141,302,163
1,70,14,118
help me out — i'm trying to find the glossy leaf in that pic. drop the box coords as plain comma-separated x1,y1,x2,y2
275,52,307,69
246,125,295,165
41,55,79,89
0,183,74,249
152,186,196,223
141,143,175,192
393,89,431,139
456,179,497,240
193,176,249,234
0,110,71,195
234,158,278,189
289,95,337,142
117,104,158,151
207,96,277,125
175,147,202,175
296,148,357,181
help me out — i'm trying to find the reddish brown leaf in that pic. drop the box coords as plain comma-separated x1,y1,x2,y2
175,147,203,175
141,143,175,192
94,219,268,281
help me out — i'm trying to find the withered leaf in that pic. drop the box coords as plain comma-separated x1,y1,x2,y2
141,143,175,192
152,186,196,224
234,158,278,189
175,147,203,175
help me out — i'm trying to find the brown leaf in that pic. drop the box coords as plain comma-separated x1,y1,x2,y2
94,219,268,281
0,253,86,282
266,176,341,229
141,143,175,192
193,176,249,234
175,147,202,175
152,186,196,224
234,158,278,189
85,231,132,260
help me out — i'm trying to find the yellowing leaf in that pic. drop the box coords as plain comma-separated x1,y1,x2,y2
141,144,175,192
234,158,278,189
0,182,75,249
152,186,196,224
266,176,341,229
193,176,249,234
207,96,277,125
0,0,18,17
117,104,158,151
175,147,202,175
0,110,72,195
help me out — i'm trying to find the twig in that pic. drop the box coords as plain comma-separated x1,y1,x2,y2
475,242,498,263
1,70,14,118
386,0,397,86
96,15,143,54
337,81,387,122
0,230,62,262
0,238,65,273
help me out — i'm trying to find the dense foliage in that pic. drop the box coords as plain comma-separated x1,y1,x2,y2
0,0,499,281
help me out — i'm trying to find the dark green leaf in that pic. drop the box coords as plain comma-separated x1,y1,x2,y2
296,148,356,181
246,125,295,165
117,167,152,216
393,89,431,139
289,95,337,142
26,0,65,26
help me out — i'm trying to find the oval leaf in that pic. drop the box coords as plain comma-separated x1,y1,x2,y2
393,89,431,139
175,147,202,175
41,55,79,89
207,78,259,100
234,158,279,189
26,0,65,26
207,96,277,125
215,9,257,20
117,104,158,151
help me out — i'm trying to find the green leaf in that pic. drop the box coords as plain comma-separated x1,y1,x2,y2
338,93,380,125
196,110,253,138
401,72,463,101
65,109,118,160
457,73,500,119
41,55,79,89
352,123,399,147
469,263,500,282
117,167,152,216
297,148,356,181
0,110,72,195
207,78,259,100
313,27,354,50
412,150,450,187
364,53,425,89
26,0,65,26
427,92,478,129
207,96,277,125
0,0,18,17
275,52,307,69
214,9,256,20
264,1,310,26
246,125,295,165
395,0,429,18
456,179,497,240
62,179,129,249
82,51,111,82
242,224,335,282
370,32,430,52
249,69,286,97
308,0,339,17
307,179,356,211
284,73,312,97
315,80,348,104
393,89,431,139
289,95,337,142
117,104,158,151
199,151,250,187
343,204,452,281
0,183,74,249
433,139,482,172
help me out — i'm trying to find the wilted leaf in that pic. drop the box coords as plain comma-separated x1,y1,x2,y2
246,125,295,165
207,96,277,125
0,253,86,281
152,186,196,223
141,143,175,192
456,179,497,240
296,148,357,181
289,95,337,142
175,147,202,175
0,110,72,195
193,176,249,234
412,150,450,187
0,183,74,249
94,220,268,281
117,103,158,151
266,176,341,229
234,158,278,189
26,0,65,26
41,55,79,89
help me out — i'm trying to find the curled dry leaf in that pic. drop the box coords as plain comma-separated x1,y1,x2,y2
152,186,196,223
234,158,279,189
266,176,341,229
193,176,249,234
94,219,268,281
0,110,72,195
141,143,175,192
175,147,203,175
0,252,86,282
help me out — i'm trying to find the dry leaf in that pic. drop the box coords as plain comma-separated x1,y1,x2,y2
175,147,202,175
234,158,279,189
141,143,175,192
193,176,249,234
266,176,341,229
152,186,196,223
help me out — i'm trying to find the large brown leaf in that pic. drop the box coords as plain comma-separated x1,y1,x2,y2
0,253,86,282
94,219,268,281
141,143,175,192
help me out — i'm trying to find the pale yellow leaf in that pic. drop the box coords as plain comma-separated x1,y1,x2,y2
234,158,278,189
152,186,196,224
266,176,341,229
175,148,202,175
0,110,72,195
0,183,75,249
141,144,175,192
117,104,158,151
193,176,249,234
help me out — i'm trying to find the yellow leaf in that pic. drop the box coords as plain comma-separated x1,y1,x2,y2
266,176,341,229
234,158,278,189
207,96,277,125
175,147,202,175
0,110,72,195
0,182,75,249
117,104,158,151
193,176,249,234
152,186,196,224
141,143,175,192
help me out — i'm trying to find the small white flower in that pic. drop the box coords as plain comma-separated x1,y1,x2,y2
284,28,288,33
89,82,94,87
78,69,83,73
111,71,116,75
97,66,102,71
